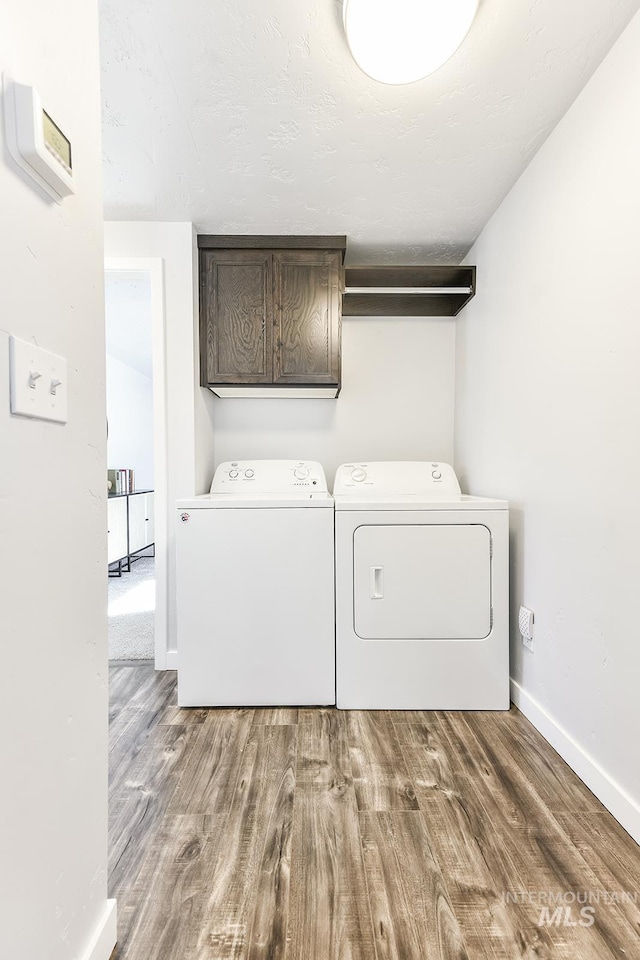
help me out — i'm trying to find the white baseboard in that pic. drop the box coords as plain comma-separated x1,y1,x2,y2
510,679,640,845
81,899,117,960
165,648,178,670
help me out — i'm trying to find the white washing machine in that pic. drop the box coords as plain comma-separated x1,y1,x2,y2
334,461,509,710
176,460,335,707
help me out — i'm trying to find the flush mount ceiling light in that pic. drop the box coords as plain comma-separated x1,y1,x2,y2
343,0,479,85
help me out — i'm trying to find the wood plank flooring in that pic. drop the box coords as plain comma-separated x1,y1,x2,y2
109,665,640,960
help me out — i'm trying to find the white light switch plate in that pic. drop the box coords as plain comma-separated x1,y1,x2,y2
9,335,68,423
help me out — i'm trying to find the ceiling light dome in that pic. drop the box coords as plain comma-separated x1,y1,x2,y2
343,0,479,85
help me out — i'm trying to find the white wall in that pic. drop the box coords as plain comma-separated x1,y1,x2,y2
0,1,115,958
106,354,154,489
454,12,640,841
212,317,456,481
103,223,215,667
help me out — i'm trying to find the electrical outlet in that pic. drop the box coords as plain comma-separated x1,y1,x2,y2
519,605,534,652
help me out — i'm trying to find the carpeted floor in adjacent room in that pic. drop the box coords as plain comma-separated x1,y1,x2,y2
108,554,155,660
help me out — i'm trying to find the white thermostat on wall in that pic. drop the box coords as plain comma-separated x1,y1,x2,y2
2,73,74,202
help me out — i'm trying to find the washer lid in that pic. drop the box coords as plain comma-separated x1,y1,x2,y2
177,491,333,510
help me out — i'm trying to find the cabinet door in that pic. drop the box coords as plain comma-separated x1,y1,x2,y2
200,249,272,384
272,249,342,385
107,498,128,564
145,493,155,546
128,494,147,554
129,493,154,553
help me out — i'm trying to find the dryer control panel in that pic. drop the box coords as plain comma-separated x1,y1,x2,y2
210,460,328,493
333,461,462,498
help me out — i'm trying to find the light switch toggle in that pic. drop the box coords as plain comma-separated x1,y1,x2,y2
29,370,42,388
50,378,62,395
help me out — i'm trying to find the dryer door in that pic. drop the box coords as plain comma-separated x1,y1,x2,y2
354,524,491,640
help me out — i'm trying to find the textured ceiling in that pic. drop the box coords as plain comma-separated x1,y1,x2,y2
99,0,639,263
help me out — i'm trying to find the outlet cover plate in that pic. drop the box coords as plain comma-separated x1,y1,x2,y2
519,604,534,651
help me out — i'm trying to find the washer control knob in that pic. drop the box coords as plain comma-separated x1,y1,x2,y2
294,467,310,480
432,470,442,480
351,468,367,482
229,469,239,479
244,469,254,478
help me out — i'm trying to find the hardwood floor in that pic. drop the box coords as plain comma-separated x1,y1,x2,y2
109,665,640,960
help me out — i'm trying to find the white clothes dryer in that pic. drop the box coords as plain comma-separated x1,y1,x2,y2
176,460,335,707
334,461,509,709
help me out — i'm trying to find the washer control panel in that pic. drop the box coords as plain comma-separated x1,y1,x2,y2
333,461,462,498
211,460,328,494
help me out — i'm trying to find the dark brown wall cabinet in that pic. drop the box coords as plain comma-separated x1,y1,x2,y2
199,236,346,398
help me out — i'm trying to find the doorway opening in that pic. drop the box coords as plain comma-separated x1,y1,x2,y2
105,258,167,666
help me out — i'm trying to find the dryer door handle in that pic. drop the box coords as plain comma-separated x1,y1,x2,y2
370,566,384,599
